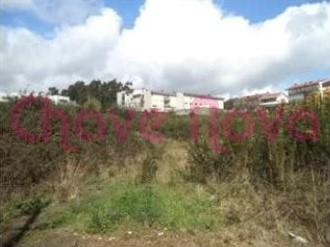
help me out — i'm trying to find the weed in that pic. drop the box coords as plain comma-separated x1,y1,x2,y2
42,181,223,234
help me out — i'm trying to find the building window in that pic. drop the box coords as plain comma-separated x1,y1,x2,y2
140,96,144,107
261,98,276,103
164,96,170,106
323,81,330,87
121,94,125,106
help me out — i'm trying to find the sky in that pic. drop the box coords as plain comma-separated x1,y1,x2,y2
0,0,329,96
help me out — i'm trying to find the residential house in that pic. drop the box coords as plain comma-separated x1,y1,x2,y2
225,92,288,110
0,92,73,105
259,92,288,107
287,78,330,102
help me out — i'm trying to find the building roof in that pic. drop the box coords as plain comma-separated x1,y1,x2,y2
225,92,285,102
147,89,224,100
260,92,286,100
151,90,175,97
240,92,269,101
287,79,330,90
183,92,224,100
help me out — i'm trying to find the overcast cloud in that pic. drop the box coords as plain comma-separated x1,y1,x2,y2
0,0,330,95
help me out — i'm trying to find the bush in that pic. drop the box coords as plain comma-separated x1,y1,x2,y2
82,97,102,111
0,100,147,199
186,138,233,183
160,114,191,140
186,102,330,188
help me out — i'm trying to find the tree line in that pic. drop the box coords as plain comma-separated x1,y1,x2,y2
48,79,132,110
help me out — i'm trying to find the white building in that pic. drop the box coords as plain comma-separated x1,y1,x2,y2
47,95,72,105
0,92,8,102
225,92,288,110
117,89,224,113
0,92,73,105
0,92,25,102
287,79,330,102
259,92,288,107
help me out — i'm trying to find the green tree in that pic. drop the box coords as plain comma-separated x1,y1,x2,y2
48,87,59,95
61,79,132,110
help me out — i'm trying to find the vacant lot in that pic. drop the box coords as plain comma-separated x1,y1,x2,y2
1,96,330,247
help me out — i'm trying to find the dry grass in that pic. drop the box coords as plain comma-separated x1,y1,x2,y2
51,139,328,246
49,158,89,202
207,170,330,246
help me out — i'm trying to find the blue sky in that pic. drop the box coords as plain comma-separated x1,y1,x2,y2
0,0,329,94
220,0,323,22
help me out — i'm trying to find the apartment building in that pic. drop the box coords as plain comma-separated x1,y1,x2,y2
287,79,330,102
225,92,288,110
117,89,224,113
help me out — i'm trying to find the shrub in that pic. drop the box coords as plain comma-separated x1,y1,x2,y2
186,138,232,183
82,97,102,111
160,114,191,140
187,103,330,188
0,100,148,199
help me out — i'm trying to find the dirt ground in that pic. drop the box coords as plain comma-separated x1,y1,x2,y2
16,229,291,247
1,197,325,247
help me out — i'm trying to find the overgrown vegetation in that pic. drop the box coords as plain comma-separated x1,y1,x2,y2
1,89,330,246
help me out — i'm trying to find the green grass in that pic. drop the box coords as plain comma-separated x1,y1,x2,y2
0,196,50,236
1,197,50,226
41,181,224,234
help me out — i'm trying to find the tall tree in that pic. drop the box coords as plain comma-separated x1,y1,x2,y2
61,79,132,110
48,87,59,95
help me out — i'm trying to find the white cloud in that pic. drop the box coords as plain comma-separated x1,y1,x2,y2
0,8,121,91
32,0,104,25
106,0,330,94
1,0,103,25
0,0,330,95
241,86,277,97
